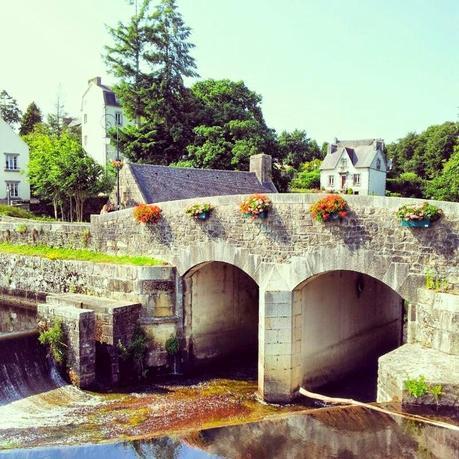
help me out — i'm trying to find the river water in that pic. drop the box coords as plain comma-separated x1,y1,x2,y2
0,305,457,458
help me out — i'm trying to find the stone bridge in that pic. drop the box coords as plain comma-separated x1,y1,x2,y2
90,194,459,402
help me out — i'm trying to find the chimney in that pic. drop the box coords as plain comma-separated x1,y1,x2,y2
250,154,272,184
88,76,102,86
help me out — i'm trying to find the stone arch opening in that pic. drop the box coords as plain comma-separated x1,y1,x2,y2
183,261,259,371
293,270,404,400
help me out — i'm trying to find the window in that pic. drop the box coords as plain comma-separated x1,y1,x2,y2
340,158,347,168
5,154,18,171
328,175,335,187
376,158,381,170
115,112,122,126
84,113,87,123
84,135,88,146
353,174,361,185
6,182,19,198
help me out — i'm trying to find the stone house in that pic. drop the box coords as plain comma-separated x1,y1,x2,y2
116,153,277,207
0,117,30,203
320,138,387,196
81,77,126,167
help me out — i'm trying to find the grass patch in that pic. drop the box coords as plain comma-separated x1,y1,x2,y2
0,204,55,221
0,242,165,266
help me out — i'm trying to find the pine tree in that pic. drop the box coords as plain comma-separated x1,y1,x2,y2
19,102,43,135
0,90,22,127
105,0,199,164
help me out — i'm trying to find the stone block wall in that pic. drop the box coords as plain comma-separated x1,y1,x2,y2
37,302,96,388
0,219,91,249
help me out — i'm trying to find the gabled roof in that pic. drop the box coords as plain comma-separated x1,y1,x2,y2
129,163,274,203
320,139,384,170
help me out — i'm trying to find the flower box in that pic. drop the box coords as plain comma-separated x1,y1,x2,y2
240,194,272,220
397,202,442,228
133,204,161,224
400,219,431,228
309,195,349,222
186,203,214,221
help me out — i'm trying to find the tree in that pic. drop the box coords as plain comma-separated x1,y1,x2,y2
425,146,459,202
19,102,42,136
0,90,22,127
105,0,199,164
277,130,321,169
47,93,68,136
185,79,277,170
289,159,322,191
25,127,108,220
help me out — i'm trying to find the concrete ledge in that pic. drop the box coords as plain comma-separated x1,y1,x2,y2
377,344,459,409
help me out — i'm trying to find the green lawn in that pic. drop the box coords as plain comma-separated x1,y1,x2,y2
0,243,165,266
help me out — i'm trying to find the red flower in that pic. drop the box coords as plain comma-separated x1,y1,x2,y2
133,204,162,224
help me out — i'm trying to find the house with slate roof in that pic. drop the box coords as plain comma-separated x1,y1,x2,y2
115,153,277,207
320,138,387,196
81,77,126,166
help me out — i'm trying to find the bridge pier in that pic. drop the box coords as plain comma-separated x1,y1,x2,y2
258,288,302,402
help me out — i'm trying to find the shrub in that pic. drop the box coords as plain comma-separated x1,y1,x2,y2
240,194,272,218
15,224,27,234
133,204,162,224
185,202,214,219
309,194,348,222
290,169,320,191
396,202,442,222
38,319,66,364
165,335,180,356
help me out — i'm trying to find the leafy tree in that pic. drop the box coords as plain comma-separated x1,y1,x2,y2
289,159,322,191
277,130,321,169
425,146,459,202
386,172,424,198
19,102,42,136
25,127,108,220
105,0,198,164
0,90,22,127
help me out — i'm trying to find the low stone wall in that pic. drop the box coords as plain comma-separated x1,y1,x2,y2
0,218,91,249
0,254,180,369
0,295,36,333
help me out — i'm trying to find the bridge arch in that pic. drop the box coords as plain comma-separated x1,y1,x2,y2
292,269,404,396
182,260,259,367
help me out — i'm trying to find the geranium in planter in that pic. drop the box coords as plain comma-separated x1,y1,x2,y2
240,194,272,219
397,202,442,228
133,204,162,224
310,194,349,222
186,203,214,221
111,159,124,170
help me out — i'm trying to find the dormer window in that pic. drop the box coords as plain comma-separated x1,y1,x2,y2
376,158,381,170
340,158,347,168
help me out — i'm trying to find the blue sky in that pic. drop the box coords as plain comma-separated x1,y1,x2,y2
1,0,458,144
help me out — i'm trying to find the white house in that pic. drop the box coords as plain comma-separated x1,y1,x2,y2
0,117,30,203
81,77,126,167
320,138,387,196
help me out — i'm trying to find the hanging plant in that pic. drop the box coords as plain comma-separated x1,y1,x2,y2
310,194,349,222
111,159,124,170
397,202,442,228
133,204,162,224
185,203,214,221
240,194,272,219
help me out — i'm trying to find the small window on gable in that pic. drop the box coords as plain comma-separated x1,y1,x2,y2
84,113,87,123
115,112,122,126
353,174,361,185
340,158,347,168
376,158,381,170
328,175,335,187
5,154,18,171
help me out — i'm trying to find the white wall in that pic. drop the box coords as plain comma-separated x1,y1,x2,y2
81,81,125,167
368,151,387,196
296,271,402,388
0,118,30,201
184,262,259,362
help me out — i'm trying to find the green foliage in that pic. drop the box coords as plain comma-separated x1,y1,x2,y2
0,89,21,126
0,242,164,266
0,205,35,219
105,0,198,164
277,130,321,169
165,335,179,355
185,202,213,218
25,127,109,221
386,172,424,198
19,102,42,136
396,202,442,222
38,319,65,364
404,375,428,398
118,328,148,379
15,224,27,234
425,268,449,292
424,146,459,202
404,375,443,401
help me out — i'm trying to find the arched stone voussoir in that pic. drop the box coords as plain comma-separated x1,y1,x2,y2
287,248,412,298
173,240,262,284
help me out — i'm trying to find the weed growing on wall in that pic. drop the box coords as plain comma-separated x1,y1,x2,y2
404,375,443,400
38,319,66,364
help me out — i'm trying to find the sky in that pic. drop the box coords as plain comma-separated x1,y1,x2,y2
1,0,458,145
